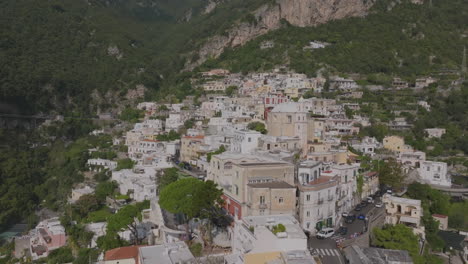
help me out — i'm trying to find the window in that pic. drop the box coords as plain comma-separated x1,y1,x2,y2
248,137,251,142
306,222,310,229
279,197,284,204
260,196,265,204
235,185,239,195
306,194,310,201
306,211,310,217
260,209,265,215
287,115,292,123
427,166,430,172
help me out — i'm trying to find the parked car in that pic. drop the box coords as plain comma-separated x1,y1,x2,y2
354,205,362,211
316,228,335,239
357,214,366,220
360,200,368,207
339,226,348,236
374,202,383,208
342,212,349,217
345,215,356,224
367,197,374,204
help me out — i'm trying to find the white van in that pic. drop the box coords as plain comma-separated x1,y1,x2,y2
316,228,335,239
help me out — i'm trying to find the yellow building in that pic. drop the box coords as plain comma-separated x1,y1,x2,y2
383,136,413,153
180,135,204,163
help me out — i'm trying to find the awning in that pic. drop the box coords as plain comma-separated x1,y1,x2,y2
399,216,418,224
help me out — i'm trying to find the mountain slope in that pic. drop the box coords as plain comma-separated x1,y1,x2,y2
184,0,376,70
198,0,468,78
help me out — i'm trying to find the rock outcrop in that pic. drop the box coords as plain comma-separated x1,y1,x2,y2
185,0,376,70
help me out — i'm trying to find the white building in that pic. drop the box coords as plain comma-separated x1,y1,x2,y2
202,80,226,92
231,130,262,154
138,242,195,264
297,161,338,234
424,128,446,139
330,77,358,91
112,167,157,201
165,113,184,132
418,161,451,187
231,215,308,257
322,163,359,217
350,137,380,156
398,151,426,169
383,194,424,237
87,158,117,171
70,186,95,203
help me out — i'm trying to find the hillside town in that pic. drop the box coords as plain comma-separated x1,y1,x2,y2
6,68,468,264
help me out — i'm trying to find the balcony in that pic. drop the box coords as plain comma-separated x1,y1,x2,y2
317,198,324,205
327,195,334,201
259,204,268,209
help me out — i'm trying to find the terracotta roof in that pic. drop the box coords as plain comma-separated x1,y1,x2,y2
247,181,294,189
366,171,378,177
432,214,448,218
308,176,334,185
105,246,142,264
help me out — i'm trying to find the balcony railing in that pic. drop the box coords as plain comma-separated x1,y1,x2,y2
328,195,334,201
259,204,268,209
317,198,324,205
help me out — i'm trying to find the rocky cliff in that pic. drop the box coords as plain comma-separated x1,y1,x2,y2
185,0,376,70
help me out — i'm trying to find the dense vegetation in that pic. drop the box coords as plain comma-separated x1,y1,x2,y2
0,0,272,114
373,224,442,264
202,0,468,78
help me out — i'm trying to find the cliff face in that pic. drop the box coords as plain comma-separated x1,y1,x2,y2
185,0,375,70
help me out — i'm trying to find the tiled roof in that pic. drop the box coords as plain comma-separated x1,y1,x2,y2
247,181,294,189
308,176,334,185
105,246,142,264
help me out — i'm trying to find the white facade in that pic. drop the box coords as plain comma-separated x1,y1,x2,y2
322,164,359,217
165,113,184,132
418,161,450,187
351,136,380,156
231,130,262,154
112,167,157,201
87,159,117,171
424,128,446,138
297,161,337,234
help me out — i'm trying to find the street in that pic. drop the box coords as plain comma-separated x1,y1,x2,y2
308,198,384,264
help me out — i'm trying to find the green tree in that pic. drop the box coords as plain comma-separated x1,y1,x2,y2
106,203,147,245
159,178,224,232
206,145,226,162
119,108,144,123
158,168,180,191
73,194,100,218
156,130,181,141
373,224,421,263
378,158,404,190
406,183,450,215
247,121,267,134
225,86,238,97
357,174,364,194
116,158,135,171
95,181,118,201
189,242,203,257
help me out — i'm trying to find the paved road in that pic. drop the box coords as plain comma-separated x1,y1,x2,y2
308,236,344,264
308,197,384,264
